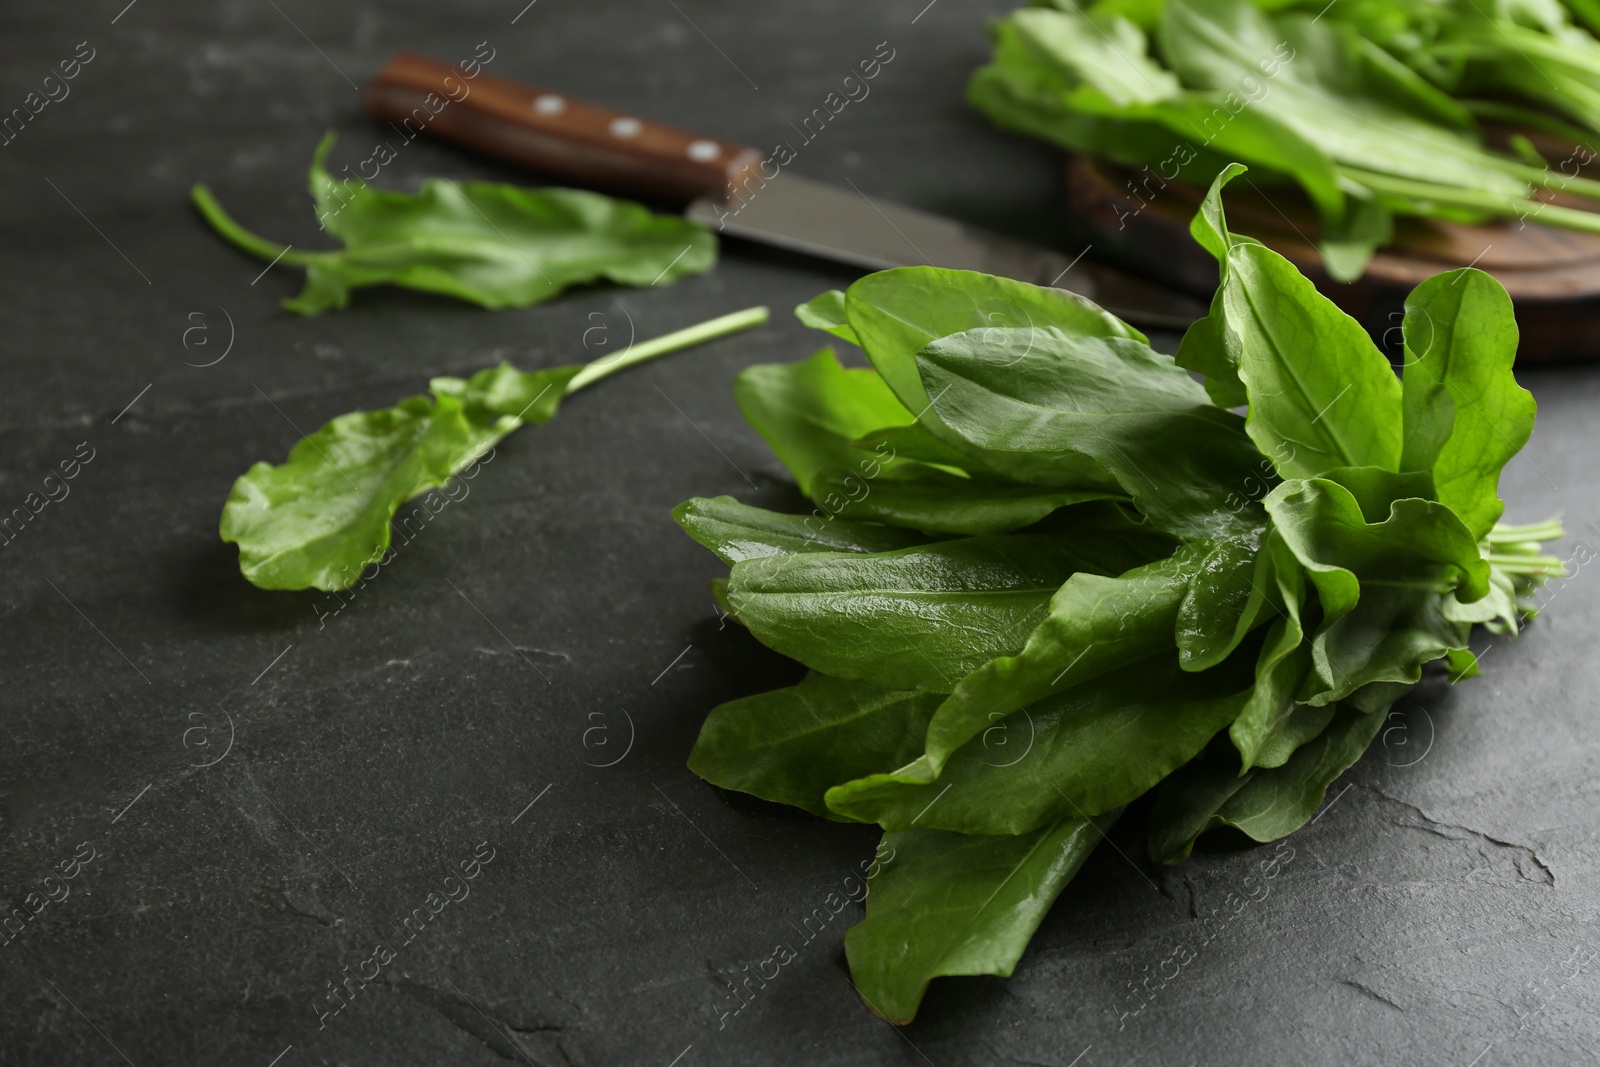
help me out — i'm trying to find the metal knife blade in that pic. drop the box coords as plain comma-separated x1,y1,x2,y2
687,174,1205,330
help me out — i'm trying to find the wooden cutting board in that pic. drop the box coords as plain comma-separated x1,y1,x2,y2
1064,155,1600,360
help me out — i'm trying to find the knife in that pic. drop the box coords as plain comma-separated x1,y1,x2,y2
361,51,1204,329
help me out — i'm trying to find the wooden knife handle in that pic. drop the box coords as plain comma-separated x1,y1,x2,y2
362,50,762,205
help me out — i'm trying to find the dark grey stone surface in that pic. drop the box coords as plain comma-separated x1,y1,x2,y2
1,2,1597,1065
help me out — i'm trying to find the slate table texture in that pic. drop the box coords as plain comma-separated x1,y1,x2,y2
2,1,1599,1065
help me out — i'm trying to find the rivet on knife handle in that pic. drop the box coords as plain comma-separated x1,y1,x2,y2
362,50,764,205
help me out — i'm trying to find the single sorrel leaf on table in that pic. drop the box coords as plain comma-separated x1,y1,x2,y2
224,307,767,591
192,132,715,314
